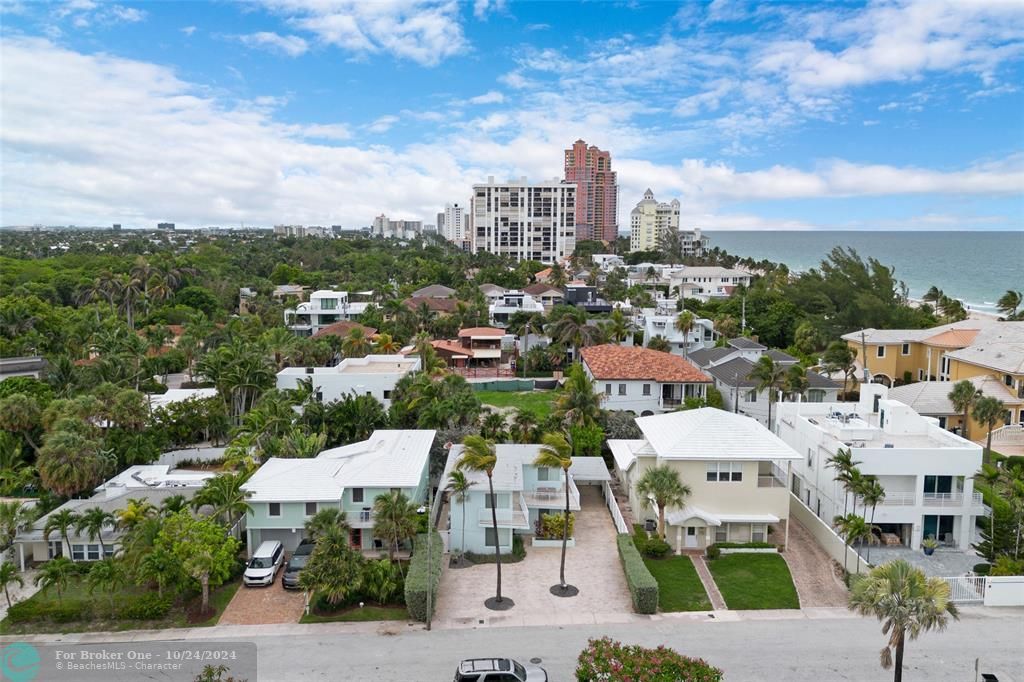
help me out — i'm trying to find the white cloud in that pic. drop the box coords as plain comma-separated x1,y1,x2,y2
468,90,504,105
181,25,197,36
366,115,399,133
260,0,467,66
239,32,309,57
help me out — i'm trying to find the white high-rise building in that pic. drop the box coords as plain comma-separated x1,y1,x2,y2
470,177,576,264
630,189,680,252
441,202,468,250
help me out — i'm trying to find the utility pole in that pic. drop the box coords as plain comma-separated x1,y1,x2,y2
425,495,433,631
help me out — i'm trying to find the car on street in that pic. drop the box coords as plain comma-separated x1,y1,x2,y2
453,658,547,682
282,539,315,589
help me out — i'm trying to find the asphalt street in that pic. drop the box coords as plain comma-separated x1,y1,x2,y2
230,610,1023,682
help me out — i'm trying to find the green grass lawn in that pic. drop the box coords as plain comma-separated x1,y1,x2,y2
707,553,800,610
642,556,712,612
475,390,558,418
299,605,408,623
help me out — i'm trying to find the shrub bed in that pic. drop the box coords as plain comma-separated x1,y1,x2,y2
404,530,444,622
576,637,723,681
616,534,659,614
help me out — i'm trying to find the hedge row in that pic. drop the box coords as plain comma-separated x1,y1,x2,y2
7,593,173,624
616,534,658,615
404,530,444,622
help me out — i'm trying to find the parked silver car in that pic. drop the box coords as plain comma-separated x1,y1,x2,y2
454,658,547,682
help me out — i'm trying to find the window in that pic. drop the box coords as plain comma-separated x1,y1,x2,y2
604,384,612,396
901,343,910,355
71,544,85,561
752,524,766,543
537,467,550,481
876,345,886,358
485,528,498,547
268,502,281,517
352,488,364,503
706,461,742,482
618,384,626,396
714,527,728,543
305,502,317,517
642,384,651,396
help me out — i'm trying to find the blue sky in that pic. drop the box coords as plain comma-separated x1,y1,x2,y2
1,0,1022,231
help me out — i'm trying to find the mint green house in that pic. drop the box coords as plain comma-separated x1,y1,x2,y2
242,430,434,556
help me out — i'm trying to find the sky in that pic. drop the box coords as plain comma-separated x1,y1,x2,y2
1,0,1023,232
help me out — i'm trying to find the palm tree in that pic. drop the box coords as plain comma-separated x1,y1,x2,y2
192,473,252,526
533,432,575,593
826,448,861,517
859,477,886,564
76,507,116,557
304,507,350,543
553,363,604,427
996,290,1022,319
635,465,692,539
0,561,24,608
34,557,76,604
372,490,419,562
947,380,980,440
43,509,79,558
848,559,959,682
833,513,871,576
748,355,786,429
445,470,474,566
973,396,1006,463
674,311,695,358
456,436,509,606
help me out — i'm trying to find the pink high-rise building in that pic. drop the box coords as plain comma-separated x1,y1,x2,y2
563,139,618,243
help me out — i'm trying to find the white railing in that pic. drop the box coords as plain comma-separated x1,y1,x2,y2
603,480,629,534
937,576,986,603
879,492,918,506
991,424,1024,445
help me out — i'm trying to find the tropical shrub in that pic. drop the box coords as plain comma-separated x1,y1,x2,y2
616,534,658,614
537,512,575,540
404,530,443,622
575,637,723,682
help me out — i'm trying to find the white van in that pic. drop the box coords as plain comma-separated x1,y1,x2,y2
243,540,284,587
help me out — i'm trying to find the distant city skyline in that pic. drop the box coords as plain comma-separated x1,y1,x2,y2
1,1,1022,232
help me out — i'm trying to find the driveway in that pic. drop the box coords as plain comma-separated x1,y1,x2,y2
219,579,306,625
781,519,849,608
434,486,634,627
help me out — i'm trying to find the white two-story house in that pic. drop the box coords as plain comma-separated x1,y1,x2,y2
580,345,711,416
609,409,800,552
775,384,986,551
276,354,420,408
284,290,370,336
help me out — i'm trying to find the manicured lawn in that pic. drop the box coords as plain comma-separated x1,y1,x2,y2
299,605,408,623
475,390,558,418
707,553,800,610
642,556,712,612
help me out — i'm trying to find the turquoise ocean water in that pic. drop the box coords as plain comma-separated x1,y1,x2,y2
706,231,1024,314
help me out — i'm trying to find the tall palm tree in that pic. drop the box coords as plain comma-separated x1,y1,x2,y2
0,562,25,608
456,436,508,606
635,465,692,539
76,507,116,557
533,432,575,593
748,355,786,429
674,311,695,358
996,290,1022,319
445,470,474,566
848,559,959,682
372,490,419,562
973,396,1006,463
833,513,872,575
191,473,252,526
43,509,79,558
859,478,886,564
947,380,980,440
304,507,350,543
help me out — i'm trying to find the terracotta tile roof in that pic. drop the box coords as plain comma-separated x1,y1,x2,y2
312,321,378,339
404,297,458,313
580,345,711,383
923,328,980,349
458,327,505,338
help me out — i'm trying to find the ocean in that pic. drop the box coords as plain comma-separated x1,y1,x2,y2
705,231,1024,314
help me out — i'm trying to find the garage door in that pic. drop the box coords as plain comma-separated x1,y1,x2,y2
254,528,305,553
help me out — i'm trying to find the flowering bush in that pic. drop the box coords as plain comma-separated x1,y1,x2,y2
575,637,723,682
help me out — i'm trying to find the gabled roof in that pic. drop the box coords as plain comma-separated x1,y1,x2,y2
727,337,766,350
580,345,710,383
411,284,456,299
633,408,801,461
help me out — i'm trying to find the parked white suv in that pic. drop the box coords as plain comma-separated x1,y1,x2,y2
243,540,284,587
454,658,547,682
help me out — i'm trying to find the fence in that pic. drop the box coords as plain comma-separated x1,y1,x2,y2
602,480,629,534
789,493,871,574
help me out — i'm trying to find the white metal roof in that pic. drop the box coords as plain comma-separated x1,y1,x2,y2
634,408,801,461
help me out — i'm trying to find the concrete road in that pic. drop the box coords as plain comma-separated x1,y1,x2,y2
229,610,1022,681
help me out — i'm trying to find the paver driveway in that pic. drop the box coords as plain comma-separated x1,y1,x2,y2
219,580,306,625
434,486,633,628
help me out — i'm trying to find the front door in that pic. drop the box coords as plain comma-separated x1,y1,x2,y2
685,526,698,548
